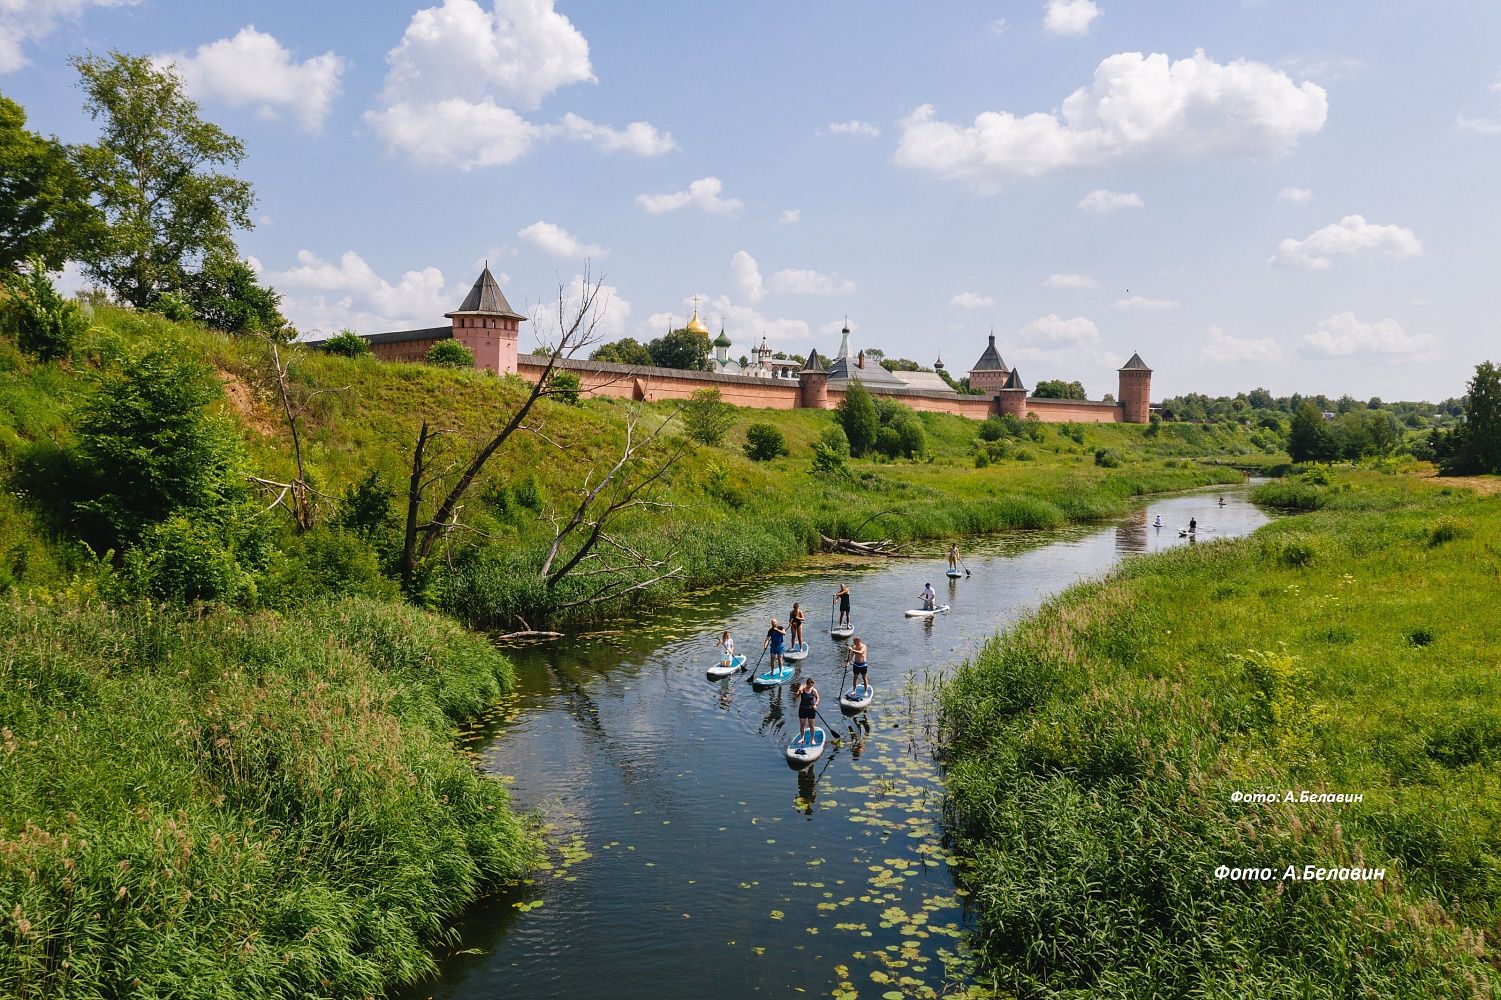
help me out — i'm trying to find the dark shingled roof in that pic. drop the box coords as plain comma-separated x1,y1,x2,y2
446,266,526,320
359,325,451,346
1119,352,1151,371
801,348,826,374
970,334,1008,372
1002,368,1025,391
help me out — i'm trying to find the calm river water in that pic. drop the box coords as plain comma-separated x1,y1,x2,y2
401,486,1269,1000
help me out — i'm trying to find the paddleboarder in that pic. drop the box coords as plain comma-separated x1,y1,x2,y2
947,542,960,572
1152,514,1163,528
919,582,937,612
763,618,787,670
847,636,870,693
718,630,736,668
796,677,820,743
788,602,805,650
1188,517,1198,535
833,583,852,629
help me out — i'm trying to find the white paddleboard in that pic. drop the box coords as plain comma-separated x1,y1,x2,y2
706,653,746,678
945,570,963,578
785,727,827,765
751,664,795,687
830,625,854,639
904,605,950,618
839,684,874,712
784,642,809,662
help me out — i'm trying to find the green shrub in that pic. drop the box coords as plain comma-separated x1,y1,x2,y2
1,258,89,361
338,470,395,539
810,425,850,476
682,387,733,445
548,369,581,405
425,339,474,368
1406,626,1436,647
261,528,399,607
1093,447,1123,468
512,473,544,511
836,379,879,457
1428,519,1468,547
322,329,371,357
875,424,902,458
744,422,788,461
119,513,265,603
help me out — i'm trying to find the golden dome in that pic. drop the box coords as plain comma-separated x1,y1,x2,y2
684,305,709,336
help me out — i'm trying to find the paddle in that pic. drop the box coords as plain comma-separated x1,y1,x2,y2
748,645,767,677
814,708,845,745
958,555,972,578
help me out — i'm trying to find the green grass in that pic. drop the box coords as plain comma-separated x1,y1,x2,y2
941,472,1501,997
0,596,533,999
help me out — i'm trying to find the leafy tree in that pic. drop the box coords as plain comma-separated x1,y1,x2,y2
181,250,286,335
837,378,879,457
71,53,254,307
1032,379,1087,400
590,336,653,365
321,329,371,357
889,411,927,458
76,342,246,546
743,423,787,461
648,327,711,370
1439,361,1501,475
1287,402,1340,463
0,93,97,270
426,339,474,368
144,290,193,322
1,256,88,361
810,425,850,475
338,470,394,539
549,370,582,405
682,387,733,445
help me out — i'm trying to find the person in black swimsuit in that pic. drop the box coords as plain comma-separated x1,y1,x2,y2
833,584,851,628
847,636,870,694
796,677,819,743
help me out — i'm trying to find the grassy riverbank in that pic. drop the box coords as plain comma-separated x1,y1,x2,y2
942,471,1501,997
0,597,533,998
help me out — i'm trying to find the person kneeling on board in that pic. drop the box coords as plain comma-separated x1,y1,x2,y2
763,618,786,669
919,582,937,612
796,678,820,742
847,637,870,693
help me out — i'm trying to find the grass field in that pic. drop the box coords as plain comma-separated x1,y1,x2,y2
941,470,1501,997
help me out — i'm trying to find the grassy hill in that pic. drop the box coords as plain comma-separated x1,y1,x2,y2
1,305,1263,626
942,470,1501,996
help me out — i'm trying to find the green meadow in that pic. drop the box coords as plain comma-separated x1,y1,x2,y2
942,470,1501,997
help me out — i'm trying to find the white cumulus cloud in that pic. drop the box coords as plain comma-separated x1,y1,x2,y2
636,177,743,215
262,249,466,337
1114,295,1179,311
1019,313,1101,347
822,120,881,138
895,50,1327,191
1078,189,1143,212
1200,325,1282,363
1299,312,1436,360
158,26,345,133
769,268,856,296
1277,186,1313,204
367,98,545,169
1457,114,1501,136
731,250,765,304
518,220,607,259
0,0,138,73
549,274,630,340
1269,215,1422,269
778,208,801,225
950,291,995,308
1009,313,1122,385
1045,273,1099,289
1043,0,1101,37
558,112,676,155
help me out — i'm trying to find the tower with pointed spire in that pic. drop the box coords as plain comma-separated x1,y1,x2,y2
967,330,1010,395
799,348,829,408
1117,352,1153,423
997,368,1028,419
445,264,527,374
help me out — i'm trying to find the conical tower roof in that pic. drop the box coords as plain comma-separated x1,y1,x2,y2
1118,352,1151,371
446,265,526,320
1002,368,1025,391
970,332,1007,372
801,348,826,374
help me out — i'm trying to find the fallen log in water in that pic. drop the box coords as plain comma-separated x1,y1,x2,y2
819,535,916,558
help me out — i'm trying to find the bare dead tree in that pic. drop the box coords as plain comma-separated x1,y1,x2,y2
537,405,689,611
250,339,345,532
399,267,612,589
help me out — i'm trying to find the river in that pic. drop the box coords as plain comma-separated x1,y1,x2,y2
400,486,1269,1000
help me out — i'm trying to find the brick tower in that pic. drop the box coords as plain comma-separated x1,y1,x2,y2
799,348,829,409
967,331,1009,396
445,265,527,374
997,368,1028,419
1117,352,1152,424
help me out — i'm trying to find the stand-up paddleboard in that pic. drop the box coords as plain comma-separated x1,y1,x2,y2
830,624,854,639
904,605,950,618
785,727,827,766
784,641,809,662
839,683,874,713
1179,530,1194,538
751,663,795,687
945,569,963,578
706,653,746,679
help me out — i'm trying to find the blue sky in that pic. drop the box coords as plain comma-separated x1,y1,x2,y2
4,0,1500,402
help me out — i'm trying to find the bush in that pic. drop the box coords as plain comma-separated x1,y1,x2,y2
682,387,733,445
549,369,581,405
1,257,89,361
322,329,371,357
261,528,399,607
837,379,879,457
978,418,1007,442
512,473,544,511
875,424,902,458
119,513,265,603
425,339,474,368
1093,447,1123,468
744,422,788,461
811,425,850,476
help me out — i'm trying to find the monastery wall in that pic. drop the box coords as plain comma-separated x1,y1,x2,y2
1026,398,1126,423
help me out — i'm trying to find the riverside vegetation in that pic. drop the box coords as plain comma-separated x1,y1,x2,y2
942,468,1501,997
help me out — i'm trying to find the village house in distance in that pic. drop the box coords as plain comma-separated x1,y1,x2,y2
354,266,1153,424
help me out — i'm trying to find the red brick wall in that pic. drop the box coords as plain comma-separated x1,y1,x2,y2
1027,398,1124,423
371,338,444,363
